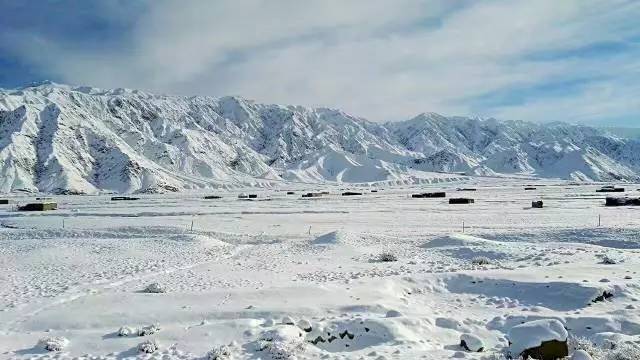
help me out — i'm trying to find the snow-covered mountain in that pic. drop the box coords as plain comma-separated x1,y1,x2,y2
1,82,639,194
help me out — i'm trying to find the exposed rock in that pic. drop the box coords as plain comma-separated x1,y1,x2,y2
460,333,484,352
508,319,568,360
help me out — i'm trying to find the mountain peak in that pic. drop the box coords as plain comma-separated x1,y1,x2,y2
1,83,638,193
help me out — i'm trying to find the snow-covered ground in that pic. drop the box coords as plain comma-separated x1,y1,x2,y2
1,179,640,359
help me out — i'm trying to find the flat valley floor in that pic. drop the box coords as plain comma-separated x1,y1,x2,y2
1,179,639,359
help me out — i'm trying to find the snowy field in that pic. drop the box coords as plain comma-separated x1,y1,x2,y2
1,179,640,359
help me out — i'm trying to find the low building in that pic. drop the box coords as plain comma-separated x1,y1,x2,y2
18,202,57,211
605,197,640,206
412,192,446,198
596,186,625,193
111,196,140,201
449,198,474,204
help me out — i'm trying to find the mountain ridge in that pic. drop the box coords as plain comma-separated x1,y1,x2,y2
1,82,639,194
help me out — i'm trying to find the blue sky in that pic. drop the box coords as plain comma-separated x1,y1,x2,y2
1,0,639,126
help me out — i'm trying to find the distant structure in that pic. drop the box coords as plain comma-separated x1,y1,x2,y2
605,197,640,206
412,192,446,198
449,198,474,204
532,200,544,208
18,202,57,211
596,185,625,193
203,195,222,199
111,196,140,201
342,191,363,196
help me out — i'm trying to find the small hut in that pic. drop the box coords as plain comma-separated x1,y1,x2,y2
203,195,222,199
18,202,57,211
342,191,363,196
412,192,446,198
532,200,544,208
449,198,474,204
0,199,9,205
286,191,295,195
525,187,537,191
111,196,140,201
605,197,640,207
596,186,625,193
301,192,322,198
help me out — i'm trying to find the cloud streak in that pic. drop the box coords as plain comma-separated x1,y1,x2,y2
1,0,639,125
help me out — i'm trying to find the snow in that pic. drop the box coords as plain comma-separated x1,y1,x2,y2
460,333,484,352
1,83,640,194
572,349,593,360
1,171,640,359
507,319,568,356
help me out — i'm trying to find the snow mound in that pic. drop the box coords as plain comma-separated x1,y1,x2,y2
422,234,497,248
312,231,351,246
257,326,306,359
571,350,593,360
508,319,568,356
305,317,411,353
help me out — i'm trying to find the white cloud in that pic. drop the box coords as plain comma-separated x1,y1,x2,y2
4,0,640,124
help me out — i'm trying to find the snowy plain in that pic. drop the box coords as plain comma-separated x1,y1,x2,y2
1,178,640,359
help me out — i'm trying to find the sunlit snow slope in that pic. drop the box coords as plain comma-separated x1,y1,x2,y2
1,82,639,193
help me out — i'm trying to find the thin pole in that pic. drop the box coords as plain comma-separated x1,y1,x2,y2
62,218,65,229
190,219,194,232
598,215,601,227
462,221,465,233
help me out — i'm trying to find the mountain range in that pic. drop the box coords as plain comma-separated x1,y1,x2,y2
1,82,639,194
